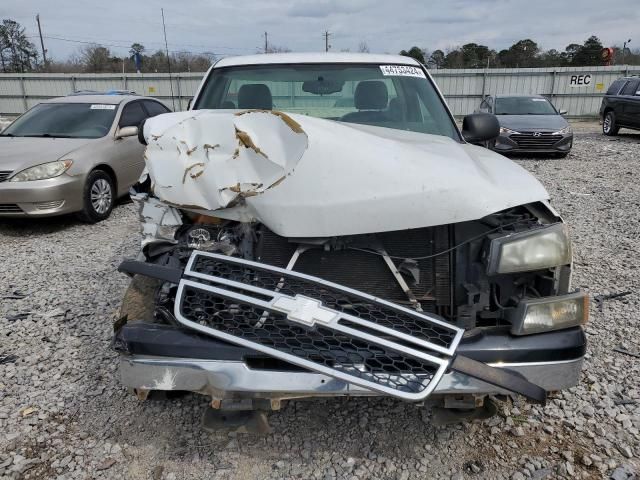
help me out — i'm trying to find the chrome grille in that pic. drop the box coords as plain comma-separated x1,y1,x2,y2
0,171,12,182
510,132,563,149
175,251,464,400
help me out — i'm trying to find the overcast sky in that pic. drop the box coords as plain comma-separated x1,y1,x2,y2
2,0,637,61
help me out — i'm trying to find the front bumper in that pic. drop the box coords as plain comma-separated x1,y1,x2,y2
493,132,573,154
119,355,583,400
0,173,84,216
114,322,586,400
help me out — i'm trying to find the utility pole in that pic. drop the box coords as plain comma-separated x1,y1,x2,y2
36,14,47,70
161,8,176,111
264,32,268,54
324,31,331,52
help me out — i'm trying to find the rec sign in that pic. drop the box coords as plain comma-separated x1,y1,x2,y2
569,74,592,87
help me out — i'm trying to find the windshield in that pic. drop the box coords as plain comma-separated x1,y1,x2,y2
2,103,117,138
495,97,557,115
194,63,459,139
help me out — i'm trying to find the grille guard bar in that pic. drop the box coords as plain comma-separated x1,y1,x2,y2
118,252,546,404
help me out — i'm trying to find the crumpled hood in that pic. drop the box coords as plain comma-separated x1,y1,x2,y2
143,110,549,237
497,114,568,132
0,137,90,173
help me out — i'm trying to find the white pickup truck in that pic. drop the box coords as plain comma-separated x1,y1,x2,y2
114,53,587,424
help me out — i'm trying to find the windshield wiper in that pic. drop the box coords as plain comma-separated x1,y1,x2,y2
21,133,74,138
0,133,15,137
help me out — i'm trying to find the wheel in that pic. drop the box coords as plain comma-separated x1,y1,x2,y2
77,170,115,223
603,111,619,136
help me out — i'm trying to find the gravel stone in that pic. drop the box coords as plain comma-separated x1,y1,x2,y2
0,122,639,479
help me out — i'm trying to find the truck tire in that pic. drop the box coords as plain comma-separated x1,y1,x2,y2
603,111,619,136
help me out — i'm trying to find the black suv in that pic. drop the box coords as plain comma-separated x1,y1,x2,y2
600,76,640,136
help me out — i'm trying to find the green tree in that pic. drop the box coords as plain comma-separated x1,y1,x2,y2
570,36,604,66
0,19,39,72
428,49,445,68
399,46,426,64
129,43,145,57
80,44,113,72
497,39,539,68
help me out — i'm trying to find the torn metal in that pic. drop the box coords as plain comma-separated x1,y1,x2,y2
143,109,308,213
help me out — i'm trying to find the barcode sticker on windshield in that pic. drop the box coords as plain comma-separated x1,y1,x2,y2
90,104,116,110
531,98,547,102
380,65,426,78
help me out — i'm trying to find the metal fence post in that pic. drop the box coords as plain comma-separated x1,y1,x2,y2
481,68,487,98
19,76,27,111
175,74,182,110
71,76,76,95
549,70,556,104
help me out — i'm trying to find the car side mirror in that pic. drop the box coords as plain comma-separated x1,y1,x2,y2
559,109,568,116
115,126,138,139
461,113,500,144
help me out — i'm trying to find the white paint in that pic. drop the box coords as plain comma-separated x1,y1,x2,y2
214,52,420,68
143,111,549,237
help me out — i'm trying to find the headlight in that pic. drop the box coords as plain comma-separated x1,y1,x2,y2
552,125,572,135
486,223,572,275
9,160,73,182
508,292,589,335
499,127,519,134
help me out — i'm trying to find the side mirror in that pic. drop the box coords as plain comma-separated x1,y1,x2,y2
559,109,568,116
461,113,500,144
115,126,138,139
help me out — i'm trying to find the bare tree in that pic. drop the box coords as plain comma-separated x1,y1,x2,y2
357,41,370,53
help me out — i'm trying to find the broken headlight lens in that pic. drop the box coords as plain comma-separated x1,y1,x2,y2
486,223,572,275
508,292,589,335
10,160,73,182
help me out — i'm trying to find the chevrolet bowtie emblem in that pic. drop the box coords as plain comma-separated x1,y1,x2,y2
272,295,339,327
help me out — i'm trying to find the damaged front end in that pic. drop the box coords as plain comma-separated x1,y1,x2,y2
114,109,587,413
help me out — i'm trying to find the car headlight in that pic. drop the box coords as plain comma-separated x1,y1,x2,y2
508,292,589,335
486,223,572,275
9,160,73,182
499,126,519,134
552,125,572,135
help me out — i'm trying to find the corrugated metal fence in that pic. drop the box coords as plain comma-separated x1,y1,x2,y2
1,65,638,117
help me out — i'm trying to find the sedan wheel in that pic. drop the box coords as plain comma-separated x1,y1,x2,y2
77,170,115,223
91,178,113,214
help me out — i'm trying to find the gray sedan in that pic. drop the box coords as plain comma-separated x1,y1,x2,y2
0,95,170,222
476,95,573,157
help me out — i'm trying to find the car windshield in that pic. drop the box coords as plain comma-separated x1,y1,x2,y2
1,103,117,138
194,63,459,139
495,97,557,115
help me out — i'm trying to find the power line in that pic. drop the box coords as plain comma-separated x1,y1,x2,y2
161,8,176,111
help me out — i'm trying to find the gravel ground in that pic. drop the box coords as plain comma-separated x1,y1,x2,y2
1,121,639,480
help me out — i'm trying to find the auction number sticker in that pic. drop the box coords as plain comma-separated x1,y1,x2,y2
380,65,426,78
90,104,116,110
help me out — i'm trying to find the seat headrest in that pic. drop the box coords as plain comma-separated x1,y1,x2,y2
354,81,389,110
238,84,273,110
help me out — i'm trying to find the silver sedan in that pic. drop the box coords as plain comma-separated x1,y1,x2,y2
0,94,170,222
